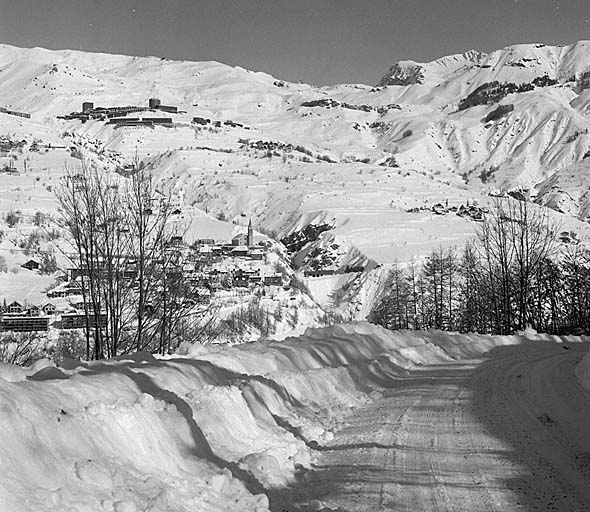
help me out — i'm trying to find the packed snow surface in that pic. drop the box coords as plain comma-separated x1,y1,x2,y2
1,323,589,511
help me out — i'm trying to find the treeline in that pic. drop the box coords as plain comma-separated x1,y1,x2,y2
371,198,590,335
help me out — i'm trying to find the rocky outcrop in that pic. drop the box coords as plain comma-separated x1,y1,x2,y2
377,63,425,86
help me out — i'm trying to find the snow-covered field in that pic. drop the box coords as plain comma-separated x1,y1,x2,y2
1,323,589,511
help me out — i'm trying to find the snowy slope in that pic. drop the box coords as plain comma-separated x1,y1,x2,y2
3,41,590,319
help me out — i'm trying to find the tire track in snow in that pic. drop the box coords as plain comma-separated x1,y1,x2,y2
279,341,590,512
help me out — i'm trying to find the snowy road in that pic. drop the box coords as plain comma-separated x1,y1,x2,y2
276,341,590,512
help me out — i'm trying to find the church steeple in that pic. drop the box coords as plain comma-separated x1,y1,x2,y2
247,219,254,246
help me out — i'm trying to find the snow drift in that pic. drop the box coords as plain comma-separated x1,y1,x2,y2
1,323,585,511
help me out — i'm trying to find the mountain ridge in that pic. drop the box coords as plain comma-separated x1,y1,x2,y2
2,40,590,276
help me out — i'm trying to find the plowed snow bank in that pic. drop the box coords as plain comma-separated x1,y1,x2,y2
0,323,584,511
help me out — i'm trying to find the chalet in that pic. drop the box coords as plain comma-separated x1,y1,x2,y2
233,277,250,288
2,315,49,332
48,280,83,298
431,203,448,215
27,305,41,317
22,259,40,271
7,301,23,314
231,245,249,257
42,303,57,315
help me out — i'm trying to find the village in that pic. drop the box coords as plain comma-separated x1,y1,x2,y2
0,219,286,333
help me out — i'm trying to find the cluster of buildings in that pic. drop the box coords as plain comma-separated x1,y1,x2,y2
1,222,283,333
0,300,106,333
406,202,488,222
185,221,283,290
58,99,178,128
192,116,249,130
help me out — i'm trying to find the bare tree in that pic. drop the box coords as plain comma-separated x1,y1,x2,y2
57,160,215,359
475,197,557,333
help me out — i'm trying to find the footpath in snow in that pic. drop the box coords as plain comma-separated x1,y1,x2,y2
0,323,589,511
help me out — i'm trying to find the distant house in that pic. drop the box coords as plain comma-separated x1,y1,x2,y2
221,244,235,255
42,303,57,316
168,235,184,246
7,301,23,314
233,277,249,287
249,249,264,260
264,274,283,286
27,305,41,317
22,259,40,271
231,245,249,257
232,233,248,246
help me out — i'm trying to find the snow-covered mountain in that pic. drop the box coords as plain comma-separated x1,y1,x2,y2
3,41,590,213
3,41,590,316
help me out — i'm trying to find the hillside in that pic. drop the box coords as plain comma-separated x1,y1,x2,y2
2,41,590,321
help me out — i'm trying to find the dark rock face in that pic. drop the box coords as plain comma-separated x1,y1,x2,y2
280,224,333,254
377,63,425,87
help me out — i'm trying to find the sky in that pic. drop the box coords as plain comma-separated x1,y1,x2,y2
0,0,589,85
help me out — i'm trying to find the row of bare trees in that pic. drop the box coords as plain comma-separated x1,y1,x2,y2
57,160,215,359
371,198,590,335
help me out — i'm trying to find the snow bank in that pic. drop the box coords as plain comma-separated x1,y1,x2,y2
0,322,580,510
576,347,590,392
